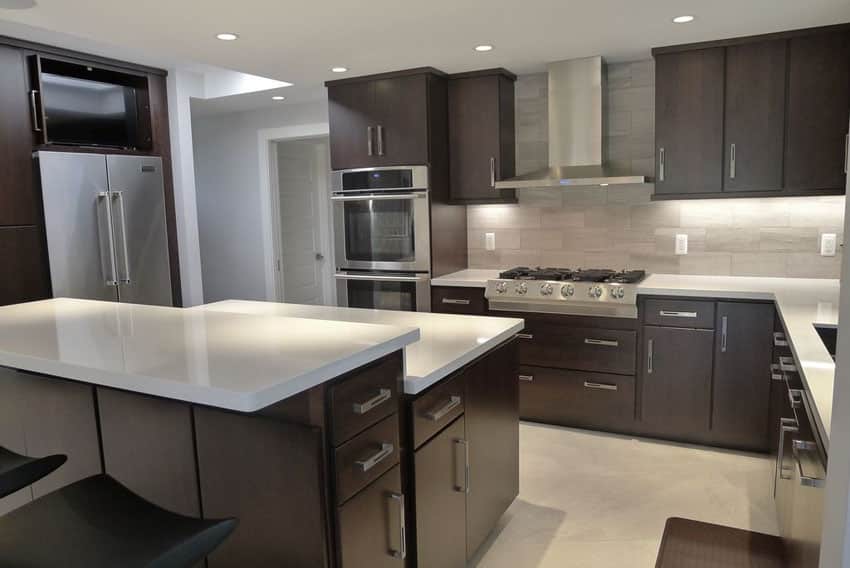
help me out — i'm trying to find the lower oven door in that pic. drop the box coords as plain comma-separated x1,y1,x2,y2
335,272,431,312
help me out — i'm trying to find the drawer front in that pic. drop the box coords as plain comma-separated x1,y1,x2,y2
331,354,400,446
519,366,635,432
518,326,636,375
335,414,400,505
411,373,465,450
431,286,487,315
643,299,715,329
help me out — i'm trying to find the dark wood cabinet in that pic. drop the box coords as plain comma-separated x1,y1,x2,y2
448,69,516,203
710,302,775,450
327,81,374,170
372,75,430,167
518,322,636,376
784,30,850,192
639,325,714,442
654,48,725,196
724,40,787,193
0,226,50,306
414,416,467,568
431,285,487,315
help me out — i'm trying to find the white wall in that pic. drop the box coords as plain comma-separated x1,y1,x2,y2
192,100,329,303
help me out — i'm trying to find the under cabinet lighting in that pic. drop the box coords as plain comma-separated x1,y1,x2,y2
672,15,695,24
475,45,494,52
216,32,239,41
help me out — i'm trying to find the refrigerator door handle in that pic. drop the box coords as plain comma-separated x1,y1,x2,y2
96,192,119,286
111,191,132,285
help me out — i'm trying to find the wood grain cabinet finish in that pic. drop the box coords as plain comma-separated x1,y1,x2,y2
710,302,775,451
518,324,636,376
411,372,465,449
431,285,487,315
448,69,516,204
654,48,725,196
334,413,400,505
327,81,375,170
643,298,716,329
0,226,50,306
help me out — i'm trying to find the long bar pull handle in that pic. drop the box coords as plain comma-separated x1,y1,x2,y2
96,192,118,286
516,333,534,340
647,338,654,374
773,332,788,347
659,310,698,318
730,143,736,179
377,125,385,156
844,133,848,174
388,492,407,560
426,396,461,422
355,442,394,472
779,356,798,373
29,90,42,132
721,316,728,353
454,439,470,493
584,381,618,391
792,439,826,488
112,191,131,284
518,375,534,382
658,147,665,182
489,157,496,188
788,388,803,409
352,388,392,415
770,363,784,382
584,338,619,347
367,126,374,156
441,298,471,305
775,419,799,495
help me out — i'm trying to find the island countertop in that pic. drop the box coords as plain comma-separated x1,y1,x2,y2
0,298,420,412
196,300,525,395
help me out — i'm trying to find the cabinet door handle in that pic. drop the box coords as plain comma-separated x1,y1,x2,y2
720,315,728,353
770,363,783,382
584,338,619,347
518,374,534,382
788,388,803,409
367,126,374,156
441,298,471,305
388,492,407,559
647,338,654,374
659,310,697,318
489,156,496,188
779,356,797,373
773,332,788,347
775,419,799,491
29,90,42,132
454,439,470,493
583,381,618,391
377,125,385,156
792,439,826,488
658,147,665,182
426,395,461,421
355,442,394,472
844,133,848,174
352,388,392,415
516,333,534,340
729,143,736,179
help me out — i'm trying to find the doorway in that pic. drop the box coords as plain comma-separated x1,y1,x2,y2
269,136,332,305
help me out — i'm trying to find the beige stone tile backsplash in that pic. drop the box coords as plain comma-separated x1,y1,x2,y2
468,62,845,279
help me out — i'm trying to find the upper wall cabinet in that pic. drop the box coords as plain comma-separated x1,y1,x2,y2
447,69,517,204
652,25,850,199
326,69,445,170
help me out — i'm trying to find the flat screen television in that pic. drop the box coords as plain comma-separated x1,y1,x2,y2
40,72,139,148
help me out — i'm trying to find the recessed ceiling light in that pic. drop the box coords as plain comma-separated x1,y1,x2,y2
474,45,494,52
215,32,239,41
272,95,285,101
331,67,348,73
672,15,695,24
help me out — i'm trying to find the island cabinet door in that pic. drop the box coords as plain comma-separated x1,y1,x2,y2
414,416,467,568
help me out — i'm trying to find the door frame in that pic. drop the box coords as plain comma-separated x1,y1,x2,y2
257,122,331,303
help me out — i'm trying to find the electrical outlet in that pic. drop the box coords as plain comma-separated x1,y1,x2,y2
485,232,496,251
675,234,688,255
821,233,837,257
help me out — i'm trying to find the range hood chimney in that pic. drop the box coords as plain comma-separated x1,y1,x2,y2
495,56,650,189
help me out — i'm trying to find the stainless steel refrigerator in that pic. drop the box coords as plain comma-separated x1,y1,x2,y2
36,151,173,306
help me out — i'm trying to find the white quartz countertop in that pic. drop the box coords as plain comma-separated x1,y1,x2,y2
432,269,839,448
197,300,525,395
0,298,419,412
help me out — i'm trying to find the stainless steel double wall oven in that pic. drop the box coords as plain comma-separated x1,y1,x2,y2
332,166,431,311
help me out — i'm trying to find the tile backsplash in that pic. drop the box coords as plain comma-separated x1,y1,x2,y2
468,61,845,278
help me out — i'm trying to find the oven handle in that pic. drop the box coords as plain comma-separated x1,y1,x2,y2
331,193,425,201
335,273,430,282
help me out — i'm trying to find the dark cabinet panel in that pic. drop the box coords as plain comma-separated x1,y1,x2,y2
0,226,51,306
639,326,714,442
654,48,725,196
0,45,38,226
337,464,405,568
784,31,850,192
411,372,465,449
448,71,516,203
711,302,775,450
724,41,787,192
431,285,487,315
465,340,519,559
328,81,376,170
0,369,34,514
518,323,636,375
333,413,400,505
372,74,429,167
643,298,716,329
414,416,467,568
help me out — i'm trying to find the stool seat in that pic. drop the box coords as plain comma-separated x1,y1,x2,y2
0,474,237,568
0,446,66,499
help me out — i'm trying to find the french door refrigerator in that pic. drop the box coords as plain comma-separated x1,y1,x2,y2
36,151,173,306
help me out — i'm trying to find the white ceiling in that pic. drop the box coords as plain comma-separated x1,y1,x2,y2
2,0,850,115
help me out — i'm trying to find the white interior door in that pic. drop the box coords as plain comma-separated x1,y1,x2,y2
275,139,329,305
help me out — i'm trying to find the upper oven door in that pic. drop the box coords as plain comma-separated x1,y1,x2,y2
333,191,431,272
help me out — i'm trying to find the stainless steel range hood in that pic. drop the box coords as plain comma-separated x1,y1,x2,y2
495,56,650,190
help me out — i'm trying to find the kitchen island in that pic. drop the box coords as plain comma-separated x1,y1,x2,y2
0,298,523,567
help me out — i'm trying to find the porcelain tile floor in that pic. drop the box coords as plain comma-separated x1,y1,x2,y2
471,422,779,568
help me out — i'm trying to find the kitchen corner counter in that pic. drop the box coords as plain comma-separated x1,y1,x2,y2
0,298,419,412
432,269,502,288
197,300,525,395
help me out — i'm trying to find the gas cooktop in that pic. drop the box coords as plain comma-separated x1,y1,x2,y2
498,267,646,284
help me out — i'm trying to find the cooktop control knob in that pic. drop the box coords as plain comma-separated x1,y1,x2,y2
495,281,508,294
540,283,554,296
516,282,528,295
560,284,575,298
588,285,603,299
611,286,626,299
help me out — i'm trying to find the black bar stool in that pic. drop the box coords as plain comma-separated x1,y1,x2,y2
0,473,237,568
0,446,66,498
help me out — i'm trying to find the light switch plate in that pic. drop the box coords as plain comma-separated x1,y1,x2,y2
675,234,688,255
821,233,837,257
485,232,496,251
